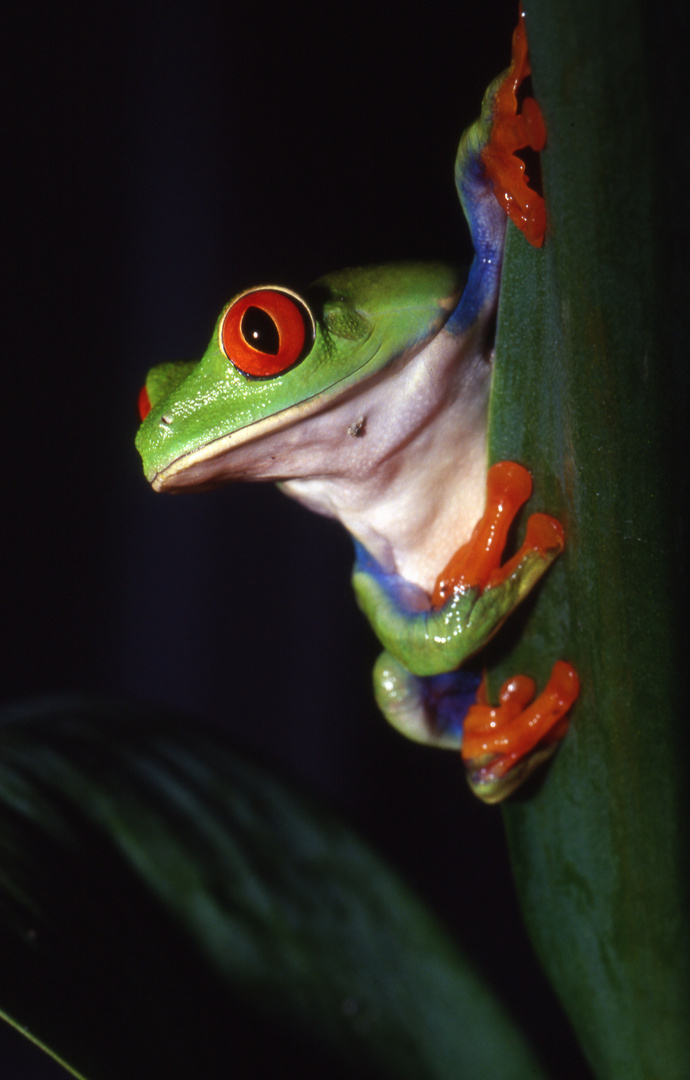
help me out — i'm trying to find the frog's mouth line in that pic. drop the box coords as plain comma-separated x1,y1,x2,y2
148,267,470,492
150,279,471,493
151,343,387,492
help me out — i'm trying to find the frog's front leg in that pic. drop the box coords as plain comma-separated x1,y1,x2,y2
353,462,563,677
449,7,548,341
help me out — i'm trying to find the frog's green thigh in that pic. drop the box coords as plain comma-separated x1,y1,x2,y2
372,651,467,749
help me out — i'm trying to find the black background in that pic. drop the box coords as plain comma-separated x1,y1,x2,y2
5,2,588,1076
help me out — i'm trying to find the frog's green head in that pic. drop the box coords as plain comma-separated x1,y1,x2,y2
136,262,464,491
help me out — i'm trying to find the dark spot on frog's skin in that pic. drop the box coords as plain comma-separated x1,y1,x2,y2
348,416,366,438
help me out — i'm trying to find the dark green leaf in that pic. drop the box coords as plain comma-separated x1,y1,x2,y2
488,2,690,1077
0,698,548,1080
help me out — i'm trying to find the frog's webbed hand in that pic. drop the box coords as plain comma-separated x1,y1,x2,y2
352,462,563,678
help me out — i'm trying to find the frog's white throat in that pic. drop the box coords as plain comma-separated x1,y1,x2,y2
279,326,490,594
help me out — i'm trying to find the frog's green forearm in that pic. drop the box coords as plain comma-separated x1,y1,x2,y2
352,544,554,677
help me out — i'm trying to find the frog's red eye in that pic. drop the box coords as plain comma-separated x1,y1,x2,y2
219,288,313,377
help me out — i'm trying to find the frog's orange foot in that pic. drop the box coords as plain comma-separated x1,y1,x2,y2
461,660,579,803
486,512,564,591
433,461,563,606
481,7,546,247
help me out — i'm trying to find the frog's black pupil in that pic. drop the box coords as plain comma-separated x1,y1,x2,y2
241,306,280,355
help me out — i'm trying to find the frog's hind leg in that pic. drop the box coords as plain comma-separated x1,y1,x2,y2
461,660,579,803
372,651,482,750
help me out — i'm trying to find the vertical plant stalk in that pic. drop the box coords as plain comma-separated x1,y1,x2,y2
487,1,690,1077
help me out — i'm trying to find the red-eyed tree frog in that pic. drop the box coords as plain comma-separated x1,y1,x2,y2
136,12,578,803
